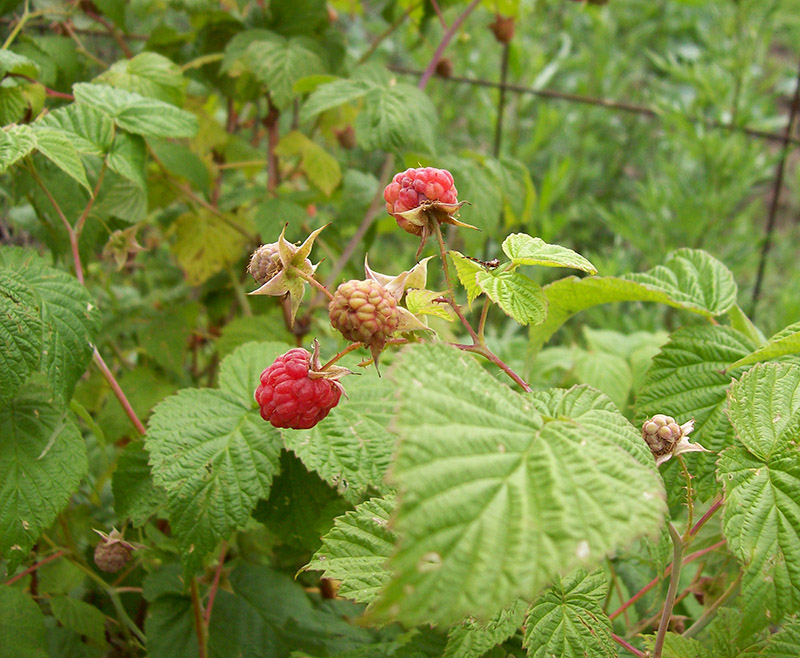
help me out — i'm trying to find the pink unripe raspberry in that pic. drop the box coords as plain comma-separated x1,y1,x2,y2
255,349,342,430
329,279,399,347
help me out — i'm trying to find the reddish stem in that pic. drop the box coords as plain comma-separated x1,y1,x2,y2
322,342,363,370
93,349,146,436
690,496,723,537
4,550,65,586
204,541,228,625
612,633,646,658
418,0,481,90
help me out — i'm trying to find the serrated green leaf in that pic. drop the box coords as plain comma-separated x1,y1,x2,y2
215,315,293,358
0,124,36,172
217,341,288,404
246,36,326,110
502,233,597,274
275,130,341,196
29,126,91,192
73,83,198,138
300,78,375,122
169,209,246,286
0,49,40,78
718,363,800,632
93,171,147,223
727,304,766,348
573,349,632,412
94,52,185,105
36,104,114,155
405,289,454,322
309,494,396,604
642,633,712,658
371,344,665,625
0,587,48,658
529,249,737,356
476,269,548,326
0,380,88,572
445,599,527,658
355,83,436,151
524,569,615,658
146,343,286,574
636,325,755,504
112,440,166,526
726,320,800,370
449,251,484,306
50,597,108,646
283,369,396,502
757,617,800,657
107,132,146,190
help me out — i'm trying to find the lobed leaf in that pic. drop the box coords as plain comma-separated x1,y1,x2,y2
475,269,548,326
94,52,185,105
502,233,597,274
726,320,800,370
0,587,48,658
29,126,91,191
445,599,528,658
370,344,665,625
36,103,115,155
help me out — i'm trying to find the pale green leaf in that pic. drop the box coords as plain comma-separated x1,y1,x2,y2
112,440,165,526
94,52,185,105
406,289,454,322
371,344,665,625
0,380,88,572
636,325,755,504
36,104,114,155
726,320,800,370
275,130,341,196
107,132,146,190
30,126,91,191
476,269,548,326
449,251,484,306
50,596,108,645
529,249,737,356
246,36,326,109
0,587,48,658
524,569,615,658
309,494,396,604
0,49,40,78
727,304,766,348
355,83,436,151
0,124,35,172
73,83,198,138
573,349,632,412
300,78,375,122
445,599,527,658
502,233,597,274
283,369,396,502
718,363,800,631
146,344,285,574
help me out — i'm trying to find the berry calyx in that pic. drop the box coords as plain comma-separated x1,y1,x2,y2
255,346,346,430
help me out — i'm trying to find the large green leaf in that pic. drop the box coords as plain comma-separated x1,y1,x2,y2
717,363,800,632
371,344,665,625
475,269,548,326
246,35,326,109
726,320,800,370
73,83,198,138
445,599,527,658
308,494,396,604
0,49,40,78
283,368,396,502
29,125,91,192
107,132,147,190
355,83,436,152
36,104,115,155
275,130,341,196
528,249,737,356
299,78,374,122
636,325,755,504
50,596,108,646
94,52,185,105
523,569,616,658
145,342,287,574
0,587,48,658
112,440,166,526
0,380,88,572
0,124,36,172
0,247,99,406
502,233,597,274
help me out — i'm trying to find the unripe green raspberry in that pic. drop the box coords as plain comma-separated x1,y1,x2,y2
642,414,683,459
248,243,283,285
329,279,399,347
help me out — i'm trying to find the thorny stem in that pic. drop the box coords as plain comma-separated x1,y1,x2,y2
678,455,695,540
418,0,482,91
76,162,108,237
611,633,646,658
322,342,363,370
296,269,335,301
477,297,490,344
4,550,65,585
654,523,685,658
682,574,742,639
204,541,228,626
690,496,723,537
93,348,146,435
609,539,727,621
191,577,208,658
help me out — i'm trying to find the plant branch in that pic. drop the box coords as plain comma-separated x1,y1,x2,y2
418,0,481,90
295,269,334,301
493,42,510,157
611,633,646,658
76,162,107,237
678,456,694,540
190,577,207,658
477,297,490,344
4,549,65,585
204,541,228,626
322,342,363,370
93,348,146,436
654,523,684,658
6,73,74,99
358,4,416,64
690,496,723,537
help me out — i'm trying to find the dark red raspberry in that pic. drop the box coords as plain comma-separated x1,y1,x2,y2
383,167,458,215
255,348,342,430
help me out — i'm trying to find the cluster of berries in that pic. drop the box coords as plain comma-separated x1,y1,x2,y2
253,167,458,430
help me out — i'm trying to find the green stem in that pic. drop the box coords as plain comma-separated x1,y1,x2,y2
321,342,363,370
477,297,490,345
678,455,695,541
654,523,684,658
682,575,741,639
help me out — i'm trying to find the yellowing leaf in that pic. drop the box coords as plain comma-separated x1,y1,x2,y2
170,210,246,285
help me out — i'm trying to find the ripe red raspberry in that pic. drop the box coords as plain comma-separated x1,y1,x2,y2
255,348,342,430
329,279,399,347
383,167,458,215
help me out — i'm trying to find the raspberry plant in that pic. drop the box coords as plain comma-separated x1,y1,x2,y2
2,2,800,658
